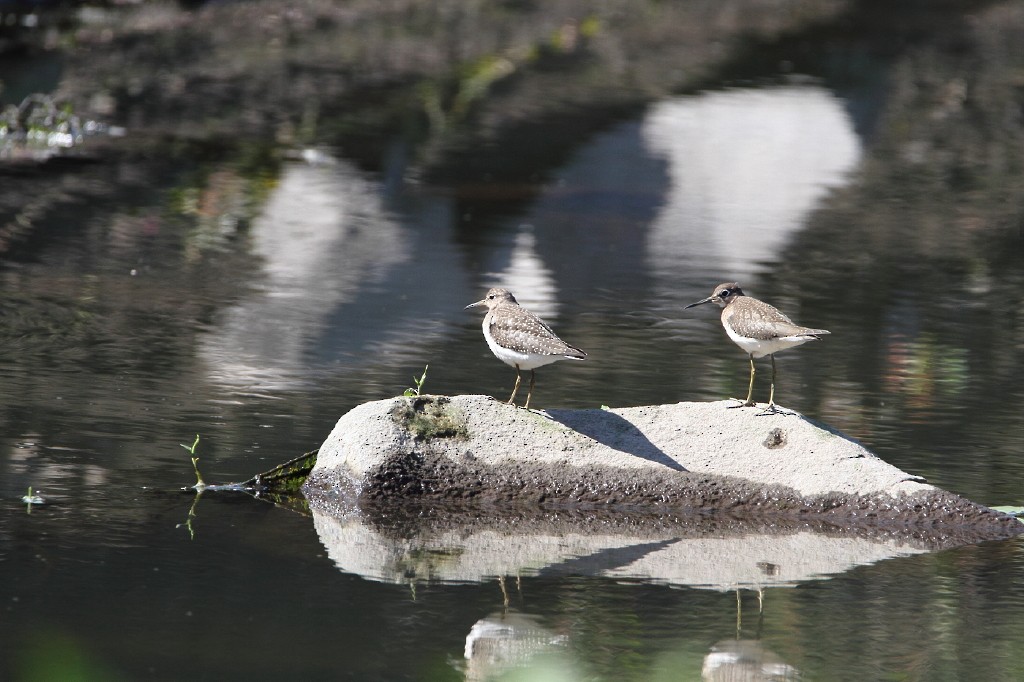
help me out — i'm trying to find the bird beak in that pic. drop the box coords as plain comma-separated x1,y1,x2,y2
465,299,485,310
684,296,714,309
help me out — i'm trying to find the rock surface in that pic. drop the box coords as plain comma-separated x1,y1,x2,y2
303,394,1021,537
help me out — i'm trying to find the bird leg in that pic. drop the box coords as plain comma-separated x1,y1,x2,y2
745,355,758,406
507,367,522,406
757,356,778,413
758,355,780,415
730,354,758,408
523,369,537,410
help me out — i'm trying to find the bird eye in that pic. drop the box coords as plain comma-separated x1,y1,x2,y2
718,289,729,297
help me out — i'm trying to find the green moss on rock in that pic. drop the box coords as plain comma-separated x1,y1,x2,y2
396,395,470,441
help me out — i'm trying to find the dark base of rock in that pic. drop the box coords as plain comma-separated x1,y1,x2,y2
304,491,1018,557
302,449,1023,544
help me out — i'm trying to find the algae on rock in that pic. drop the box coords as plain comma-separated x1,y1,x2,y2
395,395,470,441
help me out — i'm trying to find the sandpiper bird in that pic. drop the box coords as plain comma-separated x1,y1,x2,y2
685,282,829,412
465,288,586,409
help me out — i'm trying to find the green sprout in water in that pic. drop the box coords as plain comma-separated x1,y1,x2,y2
404,365,429,397
179,491,203,541
22,486,44,513
180,434,205,489
178,434,205,540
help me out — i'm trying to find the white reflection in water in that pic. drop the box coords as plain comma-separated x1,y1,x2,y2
311,506,931,591
642,86,862,282
703,640,800,681
462,612,567,682
482,227,560,320
199,158,409,391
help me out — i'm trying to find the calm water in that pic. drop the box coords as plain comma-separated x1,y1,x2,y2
2,1,1024,680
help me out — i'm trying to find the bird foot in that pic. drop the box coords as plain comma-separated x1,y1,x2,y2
756,403,793,416
727,398,757,409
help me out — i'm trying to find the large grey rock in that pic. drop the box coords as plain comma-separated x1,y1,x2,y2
302,394,1020,536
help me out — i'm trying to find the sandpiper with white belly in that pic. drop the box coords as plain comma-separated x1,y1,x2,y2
465,288,587,410
685,282,829,413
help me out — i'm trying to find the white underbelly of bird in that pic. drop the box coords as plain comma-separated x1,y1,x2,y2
724,326,819,359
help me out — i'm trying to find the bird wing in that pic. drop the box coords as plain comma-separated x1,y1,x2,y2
489,310,582,356
731,301,827,340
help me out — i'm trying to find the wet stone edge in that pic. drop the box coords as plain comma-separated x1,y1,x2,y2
301,449,1024,545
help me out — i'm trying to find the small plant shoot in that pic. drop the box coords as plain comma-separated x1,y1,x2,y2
180,434,205,489
22,486,44,513
404,365,429,397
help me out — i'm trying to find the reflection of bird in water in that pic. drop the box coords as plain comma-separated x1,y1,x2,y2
702,639,800,681
461,611,567,682
686,282,829,413
497,574,521,608
701,588,799,681
466,288,586,409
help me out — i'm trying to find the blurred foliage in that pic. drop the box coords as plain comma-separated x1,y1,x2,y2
37,0,846,161
0,94,83,161
16,631,118,682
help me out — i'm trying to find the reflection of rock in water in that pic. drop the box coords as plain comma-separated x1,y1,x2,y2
641,86,862,283
483,227,560,321
462,611,567,682
702,640,799,681
308,498,946,590
198,156,408,391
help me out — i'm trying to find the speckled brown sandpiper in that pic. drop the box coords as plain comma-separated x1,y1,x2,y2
465,288,586,409
685,282,829,412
